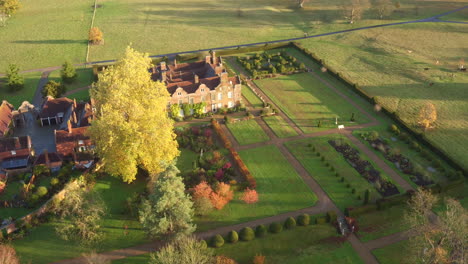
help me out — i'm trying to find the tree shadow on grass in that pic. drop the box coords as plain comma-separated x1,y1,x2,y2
12,39,87,45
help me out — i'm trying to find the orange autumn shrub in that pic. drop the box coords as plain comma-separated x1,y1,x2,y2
241,188,259,204
253,254,266,264
192,181,213,199
216,182,234,201
215,255,237,264
210,192,229,210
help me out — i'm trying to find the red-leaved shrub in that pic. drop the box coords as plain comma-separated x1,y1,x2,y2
241,188,259,204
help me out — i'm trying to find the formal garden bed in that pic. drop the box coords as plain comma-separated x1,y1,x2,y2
237,50,306,79
329,139,400,197
286,136,380,210
226,119,270,145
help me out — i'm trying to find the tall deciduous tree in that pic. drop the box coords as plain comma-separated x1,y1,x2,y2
89,46,179,183
149,236,213,264
139,165,195,239
6,64,24,92
342,0,363,24
418,102,437,130
372,0,393,19
405,189,467,264
0,0,21,16
42,80,66,98
89,27,104,45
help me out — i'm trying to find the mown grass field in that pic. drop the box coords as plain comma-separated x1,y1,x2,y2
299,21,468,171
263,115,298,138
355,204,412,242
196,145,318,231
227,119,270,145
372,239,412,264
286,135,380,210
0,0,93,71
0,72,42,108
255,73,369,133
13,176,148,264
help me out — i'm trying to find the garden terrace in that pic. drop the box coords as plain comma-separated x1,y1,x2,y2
286,136,380,210
255,73,369,133
236,50,306,78
196,145,317,231
329,139,400,197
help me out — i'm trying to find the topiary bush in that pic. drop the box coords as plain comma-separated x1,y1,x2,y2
36,186,48,197
326,211,337,222
284,217,296,229
211,234,225,248
227,230,239,243
269,222,283,233
239,227,255,241
255,225,267,237
297,214,310,226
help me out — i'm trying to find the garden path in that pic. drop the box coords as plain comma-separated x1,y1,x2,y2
32,71,51,106
63,85,91,97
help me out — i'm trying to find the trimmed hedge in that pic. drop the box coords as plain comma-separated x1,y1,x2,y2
297,214,310,226
227,230,239,243
326,211,337,223
211,234,225,248
269,222,283,233
284,217,296,229
239,227,255,241
316,216,327,224
255,224,267,237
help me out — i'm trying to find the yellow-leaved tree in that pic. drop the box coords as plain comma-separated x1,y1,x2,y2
89,46,179,183
418,102,437,130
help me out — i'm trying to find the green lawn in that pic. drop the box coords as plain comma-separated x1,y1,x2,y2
216,224,363,264
255,73,369,133
241,84,264,108
14,175,149,264
372,239,412,264
48,67,94,101
112,253,151,264
263,115,298,138
176,148,199,173
433,183,468,215
196,145,317,231
0,0,92,70
286,136,380,210
65,89,91,102
299,21,468,172
355,204,411,242
227,119,269,145
0,72,43,108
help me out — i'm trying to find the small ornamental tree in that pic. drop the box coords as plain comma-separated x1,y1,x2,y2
89,27,104,45
150,236,214,264
269,222,282,233
253,255,266,264
0,0,21,16
297,214,310,226
241,188,258,204
215,256,237,264
42,80,66,98
418,103,437,130
284,217,296,229
61,61,77,84
193,196,214,216
210,183,233,210
192,181,213,200
255,225,267,237
211,234,225,248
6,64,24,92
239,227,255,241
226,230,239,243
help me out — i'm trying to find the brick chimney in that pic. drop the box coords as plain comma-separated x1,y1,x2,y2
67,120,72,134
211,51,217,65
73,98,77,108
194,74,199,84
161,72,167,82
44,149,50,167
169,72,173,81
160,61,167,71
174,59,177,68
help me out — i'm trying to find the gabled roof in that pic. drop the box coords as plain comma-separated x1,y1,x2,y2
40,97,73,118
0,136,30,152
55,127,92,157
0,101,14,137
34,152,62,165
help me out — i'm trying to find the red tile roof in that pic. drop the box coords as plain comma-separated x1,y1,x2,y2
0,101,14,137
34,152,62,165
40,97,73,118
56,127,92,158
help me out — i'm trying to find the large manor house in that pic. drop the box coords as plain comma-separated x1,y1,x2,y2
152,52,242,114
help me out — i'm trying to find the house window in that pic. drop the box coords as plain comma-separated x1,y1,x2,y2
189,98,194,104
11,150,16,155
218,103,222,108
201,95,205,102
212,104,217,112
218,93,222,100
78,140,84,145
78,146,86,152
201,88,205,92
228,101,233,108
178,100,183,105
211,93,215,100
177,92,182,96
228,92,232,98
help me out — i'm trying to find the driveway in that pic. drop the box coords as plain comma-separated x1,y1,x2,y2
13,111,57,155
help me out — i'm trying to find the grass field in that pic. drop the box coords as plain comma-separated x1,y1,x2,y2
216,224,363,264
242,84,264,108
13,176,148,264
372,239,412,264
263,115,298,138
227,119,270,145
286,135,380,210
196,145,317,231
0,0,93,70
255,73,369,133
299,21,468,171
0,72,42,107
355,204,412,242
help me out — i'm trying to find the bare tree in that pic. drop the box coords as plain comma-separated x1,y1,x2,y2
342,0,363,24
405,189,467,264
372,0,393,19
297,0,308,8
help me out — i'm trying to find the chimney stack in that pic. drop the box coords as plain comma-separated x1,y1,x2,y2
161,72,167,82
212,51,217,65
194,74,199,84
44,149,50,167
67,120,72,134
160,61,167,71
220,72,229,84
152,66,156,74
73,98,77,108
174,59,177,68
169,72,173,81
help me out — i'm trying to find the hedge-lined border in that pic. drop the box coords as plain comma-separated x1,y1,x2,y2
211,119,256,189
291,42,467,176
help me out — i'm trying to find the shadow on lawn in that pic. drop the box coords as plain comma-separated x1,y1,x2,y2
12,39,87,45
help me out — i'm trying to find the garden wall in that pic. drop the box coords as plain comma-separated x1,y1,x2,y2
291,42,467,176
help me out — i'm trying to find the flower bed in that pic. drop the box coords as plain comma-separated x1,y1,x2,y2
359,131,434,186
329,140,399,197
